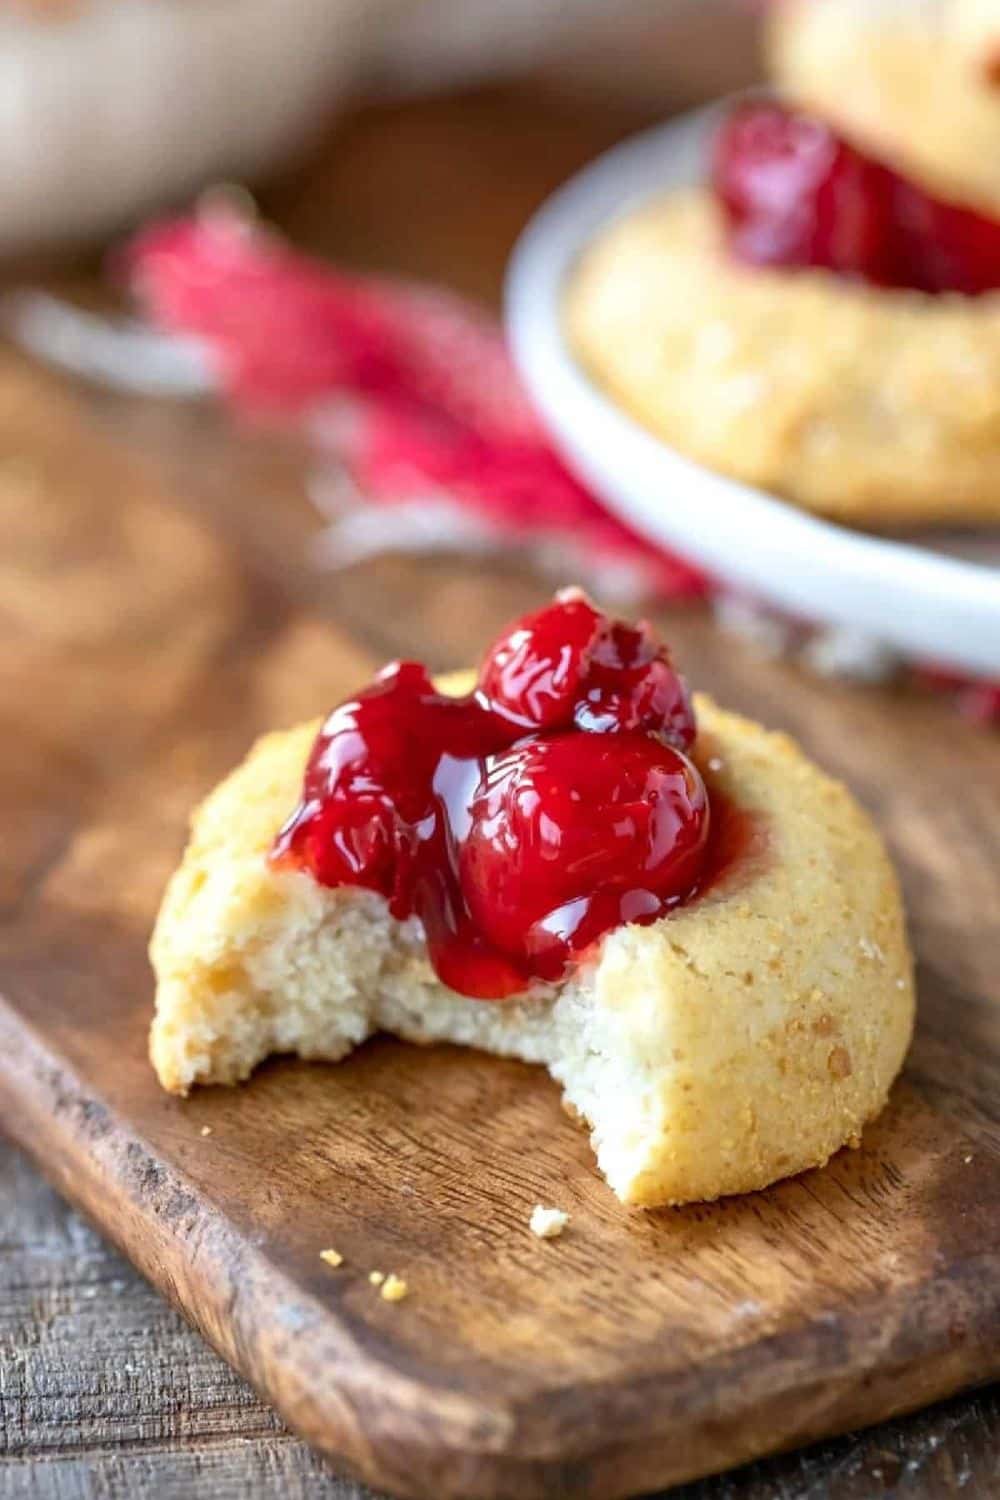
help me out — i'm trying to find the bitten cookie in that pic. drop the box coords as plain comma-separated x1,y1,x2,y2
150,671,913,1207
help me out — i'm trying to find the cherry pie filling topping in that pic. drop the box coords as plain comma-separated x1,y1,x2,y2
271,593,717,999
713,101,1000,295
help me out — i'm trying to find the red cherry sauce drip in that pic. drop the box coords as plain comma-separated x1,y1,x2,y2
271,594,716,998
713,101,1000,295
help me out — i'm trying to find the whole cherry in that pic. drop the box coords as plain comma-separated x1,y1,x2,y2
713,101,1000,295
460,731,709,973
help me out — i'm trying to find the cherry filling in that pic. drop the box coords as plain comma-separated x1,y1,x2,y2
460,733,708,976
713,101,1000,295
271,593,711,998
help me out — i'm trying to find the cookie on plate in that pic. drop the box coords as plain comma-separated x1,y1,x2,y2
567,0,1000,529
566,189,1000,527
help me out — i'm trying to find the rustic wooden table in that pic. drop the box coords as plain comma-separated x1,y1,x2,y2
2,85,999,1499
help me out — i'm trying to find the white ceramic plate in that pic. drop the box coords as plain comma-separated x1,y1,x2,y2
505,105,1000,678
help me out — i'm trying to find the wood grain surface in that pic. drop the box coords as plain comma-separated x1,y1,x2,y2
4,1144,1000,1500
1,85,999,1500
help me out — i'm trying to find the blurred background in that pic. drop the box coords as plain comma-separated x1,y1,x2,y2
0,0,774,674
0,0,759,255
1,0,996,713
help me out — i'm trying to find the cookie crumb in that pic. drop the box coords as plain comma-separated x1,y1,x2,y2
369,1270,385,1286
380,1274,408,1302
319,1248,344,1268
964,1154,974,1165
529,1204,569,1239
200,1125,212,1137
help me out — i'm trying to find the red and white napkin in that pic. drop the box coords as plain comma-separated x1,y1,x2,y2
123,208,706,606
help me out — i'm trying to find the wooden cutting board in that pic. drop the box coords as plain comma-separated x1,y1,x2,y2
1,350,999,1500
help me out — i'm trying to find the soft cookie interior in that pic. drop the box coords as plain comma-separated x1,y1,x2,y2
150,681,914,1206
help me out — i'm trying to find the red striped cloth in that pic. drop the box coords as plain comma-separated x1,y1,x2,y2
121,210,705,602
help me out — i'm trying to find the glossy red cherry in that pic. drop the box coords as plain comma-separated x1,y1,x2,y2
477,591,604,730
573,620,695,748
713,101,1000,295
460,733,709,974
276,793,396,893
272,593,713,998
713,102,896,281
272,660,496,892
